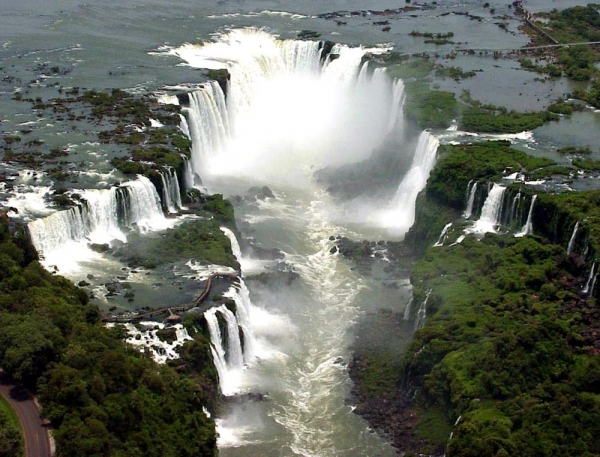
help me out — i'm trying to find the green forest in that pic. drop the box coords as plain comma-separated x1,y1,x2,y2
0,213,219,456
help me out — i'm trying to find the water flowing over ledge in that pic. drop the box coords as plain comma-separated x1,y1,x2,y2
27,175,173,273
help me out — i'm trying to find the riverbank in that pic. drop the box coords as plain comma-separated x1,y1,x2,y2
343,140,600,455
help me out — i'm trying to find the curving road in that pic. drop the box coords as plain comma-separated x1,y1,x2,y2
0,372,51,457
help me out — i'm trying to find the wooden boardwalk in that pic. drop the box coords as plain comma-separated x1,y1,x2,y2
102,272,239,323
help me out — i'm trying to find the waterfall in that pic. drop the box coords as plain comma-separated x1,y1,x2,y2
463,181,478,219
204,303,247,395
173,29,405,187
567,221,580,255
403,297,414,321
179,113,191,139
181,155,194,190
220,226,242,262
433,222,453,247
204,307,231,393
223,280,257,363
171,29,414,454
116,176,171,232
159,167,183,213
510,192,521,226
220,306,244,367
515,195,537,237
388,78,405,133
471,183,506,234
583,262,597,295
414,289,432,331
183,82,232,177
28,176,171,271
178,113,195,190
385,131,439,235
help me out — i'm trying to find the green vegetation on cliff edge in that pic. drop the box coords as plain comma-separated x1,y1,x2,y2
0,217,219,455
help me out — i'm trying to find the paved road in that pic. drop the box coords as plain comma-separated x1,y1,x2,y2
0,373,51,457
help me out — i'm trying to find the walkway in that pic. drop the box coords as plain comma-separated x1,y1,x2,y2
0,372,52,457
102,272,239,323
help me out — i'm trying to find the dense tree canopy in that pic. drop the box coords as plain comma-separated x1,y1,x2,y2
0,214,219,456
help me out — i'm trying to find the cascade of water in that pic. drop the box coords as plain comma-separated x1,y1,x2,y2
171,169,184,209
385,131,439,235
357,61,369,84
161,167,183,212
117,176,170,232
356,64,405,136
567,221,580,255
414,289,432,331
433,222,453,247
181,155,194,190
184,82,232,177
179,113,191,139
403,297,414,321
174,29,403,188
223,280,257,363
219,305,244,368
220,226,242,261
204,307,230,392
172,29,410,454
510,192,521,226
515,195,537,237
28,205,92,255
177,114,195,190
464,179,473,205
583,262,597,295
388,78,405,134
471,183,506,234
464,180,478,219
28,176,170,270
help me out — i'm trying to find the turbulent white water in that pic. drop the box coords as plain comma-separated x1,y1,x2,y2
173,28,413,456
121,321,193,365
172,29,404,191
27,175,172,273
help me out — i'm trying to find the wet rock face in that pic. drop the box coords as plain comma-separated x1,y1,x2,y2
246,185,275,201
335,236,410,276
347,308,435,455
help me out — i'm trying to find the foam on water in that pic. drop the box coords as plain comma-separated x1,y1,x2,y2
171,28,406,456
170,29,401,191
123,322,193,365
